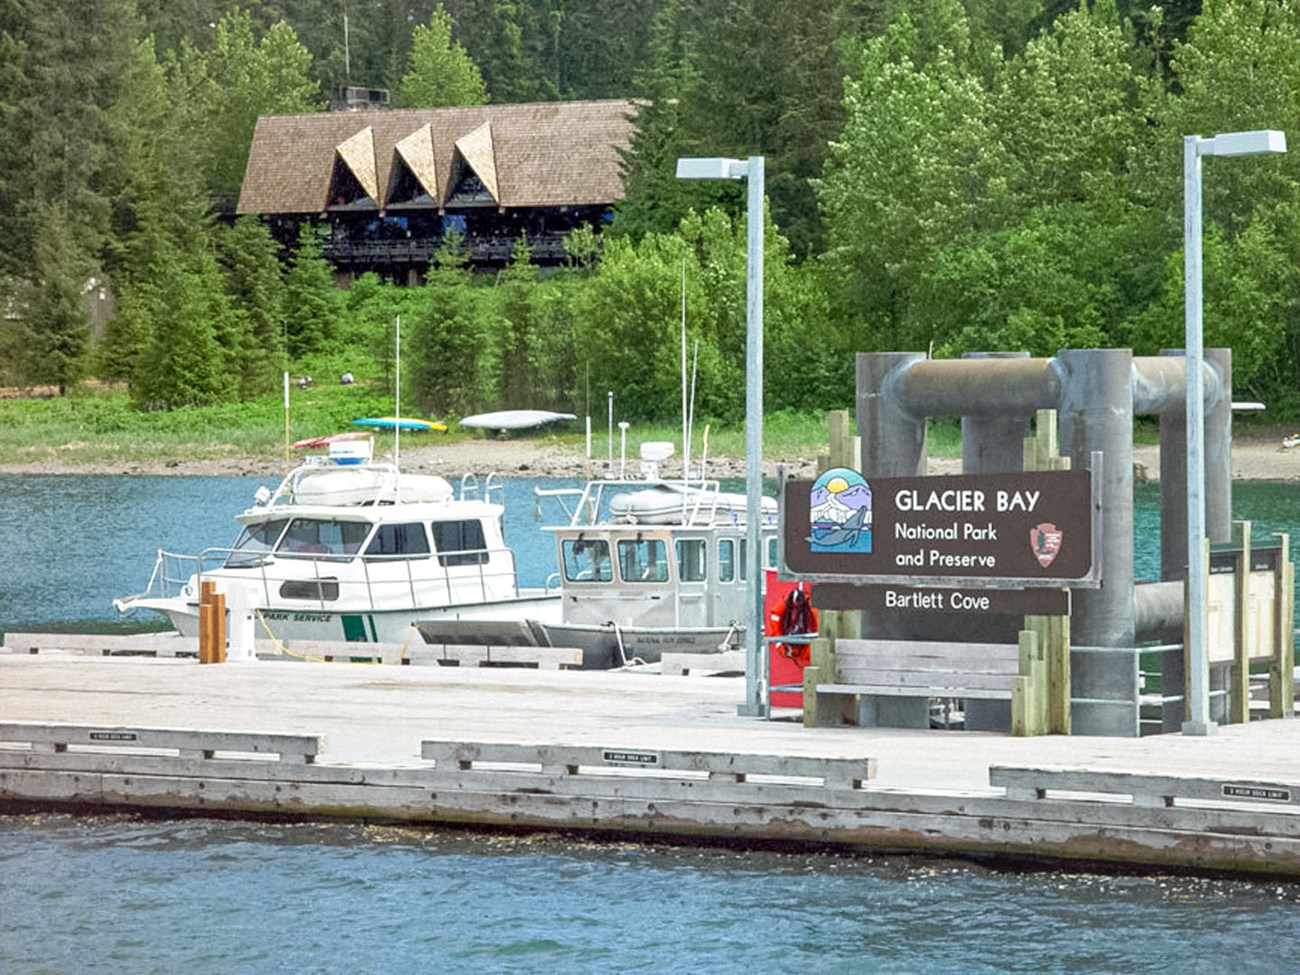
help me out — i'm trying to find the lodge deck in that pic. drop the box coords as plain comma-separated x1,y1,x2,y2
1,651,1298,877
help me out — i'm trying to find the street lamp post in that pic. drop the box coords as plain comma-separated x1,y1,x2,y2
1182,129,1286,736
677,155,767,717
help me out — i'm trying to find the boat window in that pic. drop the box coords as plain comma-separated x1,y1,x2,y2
562,538,612,583
277,518,368,561
365,523,430,560
224,519,288,568
676,538,707,582
279,579,340,601
718,539,736,582
739,539,748,581
618,537,668,583
767,536,778,569
431,519,489,567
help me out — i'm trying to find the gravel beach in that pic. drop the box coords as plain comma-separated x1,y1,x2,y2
1,434,1297,481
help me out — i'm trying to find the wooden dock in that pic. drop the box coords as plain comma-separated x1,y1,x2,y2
1,652,1298,877
2,631,582,669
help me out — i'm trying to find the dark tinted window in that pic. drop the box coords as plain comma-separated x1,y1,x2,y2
365,523,430,559
279,579,340,601
431,520,489,566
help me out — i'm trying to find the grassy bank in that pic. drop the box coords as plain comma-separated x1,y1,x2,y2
1,384,953,468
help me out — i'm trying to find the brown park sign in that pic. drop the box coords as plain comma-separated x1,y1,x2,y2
781,467,1099,588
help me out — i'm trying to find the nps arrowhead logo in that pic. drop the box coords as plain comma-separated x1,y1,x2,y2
1030,523,1062,568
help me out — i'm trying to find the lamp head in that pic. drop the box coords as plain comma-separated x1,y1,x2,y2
676,157,747,180
1200,129,1287,157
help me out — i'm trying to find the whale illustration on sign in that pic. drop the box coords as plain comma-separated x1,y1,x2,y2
809,467,873,554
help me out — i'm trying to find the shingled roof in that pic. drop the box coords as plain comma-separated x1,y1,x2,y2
237,99,635,215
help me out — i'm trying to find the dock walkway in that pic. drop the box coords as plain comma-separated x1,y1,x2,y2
2,654,1298,876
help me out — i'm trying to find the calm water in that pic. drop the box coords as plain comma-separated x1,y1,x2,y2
2,815,1299,975
2,474,1299,974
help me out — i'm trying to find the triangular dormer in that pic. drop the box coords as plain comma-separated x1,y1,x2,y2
387,124,439,207
446,121,499,206
327,127,380,209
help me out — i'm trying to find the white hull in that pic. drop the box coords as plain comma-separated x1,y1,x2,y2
538,621,744,669
134,591,560,646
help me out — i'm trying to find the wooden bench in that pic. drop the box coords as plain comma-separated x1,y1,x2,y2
991,765,1300,812
808,638,1021,729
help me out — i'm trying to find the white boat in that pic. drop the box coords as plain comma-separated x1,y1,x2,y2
416,443,779,668
115,441,560,644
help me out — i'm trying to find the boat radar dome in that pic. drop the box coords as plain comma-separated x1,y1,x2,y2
640,441,675,478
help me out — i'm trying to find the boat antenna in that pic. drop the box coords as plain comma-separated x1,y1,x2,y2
681,258,687,477
283,370,290,474
686,338,699,479
607,390,614,472
394,313,401,476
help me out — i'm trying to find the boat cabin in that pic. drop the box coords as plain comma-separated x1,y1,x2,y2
542,478,779,633
201,464,526,615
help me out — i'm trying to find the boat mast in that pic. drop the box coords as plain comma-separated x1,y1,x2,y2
681,259,688,479
394,314,401,475
283,370,291,475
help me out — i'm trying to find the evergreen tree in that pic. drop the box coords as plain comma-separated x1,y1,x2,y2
395,5,489,107
283,225,343,358
7,0,139,389
440,0,553,102
129,242,239,409
218,216,289,398
542,0,659,99
0,0,33,280
101,36,230,391
409,233,501,415
172,10,322,202
24,206,91,393
612,0,726,241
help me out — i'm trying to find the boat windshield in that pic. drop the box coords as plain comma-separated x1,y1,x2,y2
618,537,669,583
561,538,612,583
224,519,289,568
276,518,370,561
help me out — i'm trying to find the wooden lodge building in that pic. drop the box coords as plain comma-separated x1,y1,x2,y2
236,99,634,281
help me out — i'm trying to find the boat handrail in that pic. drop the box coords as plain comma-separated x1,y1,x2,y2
269,461,404,508
457,472,506,508
536,476,742,528
483,472,503,508
459,472,480,501
121,541,541,612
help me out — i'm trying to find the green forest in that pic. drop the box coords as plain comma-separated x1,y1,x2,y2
3,0,1300,427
